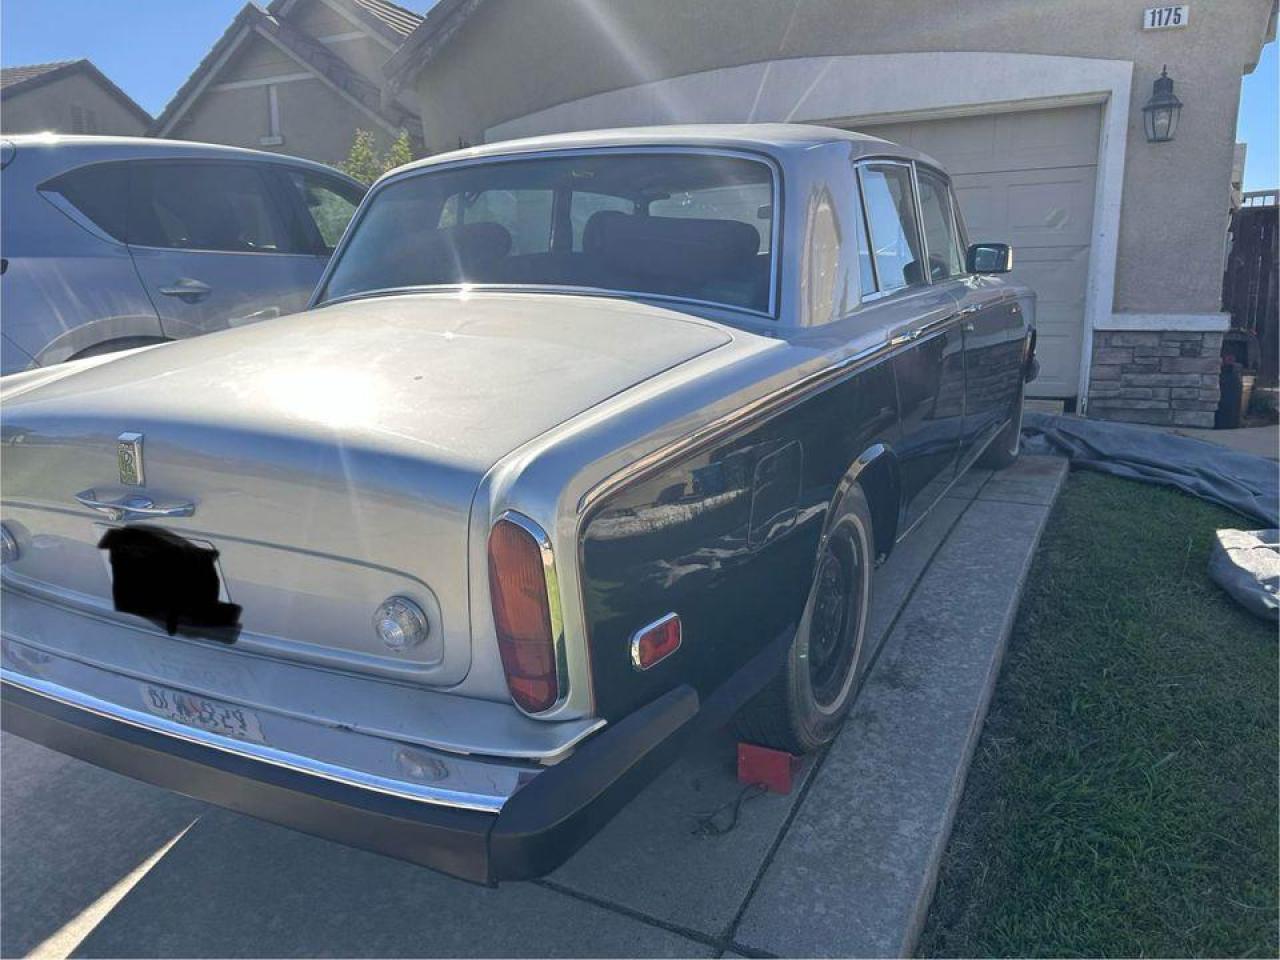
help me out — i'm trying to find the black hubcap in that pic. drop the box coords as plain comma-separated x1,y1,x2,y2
808,538,861,708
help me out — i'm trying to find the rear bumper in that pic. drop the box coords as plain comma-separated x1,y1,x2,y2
1,674,698,884
1,587,790,883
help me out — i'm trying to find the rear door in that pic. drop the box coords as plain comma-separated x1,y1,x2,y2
125,161,329,340
4,159,162,369
916,168,1024,464
857,160,964,535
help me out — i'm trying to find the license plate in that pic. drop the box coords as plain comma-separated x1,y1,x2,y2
140,683,265,743
99,527,241,642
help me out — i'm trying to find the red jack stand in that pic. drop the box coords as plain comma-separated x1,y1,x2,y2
737,742,801,795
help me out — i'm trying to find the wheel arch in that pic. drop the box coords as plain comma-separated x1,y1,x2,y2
829,443,901,562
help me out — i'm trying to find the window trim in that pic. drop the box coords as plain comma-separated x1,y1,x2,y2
854,157,931,303
312,145,784,320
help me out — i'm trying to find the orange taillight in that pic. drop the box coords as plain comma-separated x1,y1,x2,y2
488,516,559,714
631,613,682,670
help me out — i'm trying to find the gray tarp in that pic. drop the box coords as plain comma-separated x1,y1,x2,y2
1021,412,1278,527
1208,529,1279,622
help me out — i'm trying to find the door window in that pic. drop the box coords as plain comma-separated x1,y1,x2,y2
42,162,130,241
916,169,964,280
859,163,924,292
282,171,364,253
128,163,290,253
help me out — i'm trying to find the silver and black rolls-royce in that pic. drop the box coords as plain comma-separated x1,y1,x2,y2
0,125,1036,884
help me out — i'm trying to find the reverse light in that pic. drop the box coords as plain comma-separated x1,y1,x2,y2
630,613,682,670
373,596,430,652
488,514,562,714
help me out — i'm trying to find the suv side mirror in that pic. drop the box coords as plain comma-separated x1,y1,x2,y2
967,243,1013,274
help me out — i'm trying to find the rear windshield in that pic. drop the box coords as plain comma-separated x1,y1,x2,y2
318,151,776,315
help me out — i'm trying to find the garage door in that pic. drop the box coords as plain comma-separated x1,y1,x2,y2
855,105,1101,399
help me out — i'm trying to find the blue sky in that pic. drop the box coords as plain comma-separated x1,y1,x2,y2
0,0,437,116
1,3,1276,189
1237,40,1277,192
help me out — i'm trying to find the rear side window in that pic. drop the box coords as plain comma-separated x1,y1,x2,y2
916,169,964,280
43,162,130,241
859,163,924,292
282,170,364,253
129,163,289,253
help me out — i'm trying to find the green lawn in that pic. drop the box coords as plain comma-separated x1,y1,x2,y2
919,471,1278,958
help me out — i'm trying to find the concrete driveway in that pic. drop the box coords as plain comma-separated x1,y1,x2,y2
1,458,1067,959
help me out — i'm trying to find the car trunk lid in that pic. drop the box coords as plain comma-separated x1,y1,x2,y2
1,292,732,686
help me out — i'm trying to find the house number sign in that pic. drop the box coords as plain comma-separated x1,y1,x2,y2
1143,5,1189,29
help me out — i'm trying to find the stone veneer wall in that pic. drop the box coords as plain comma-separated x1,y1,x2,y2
1087,331,1223,427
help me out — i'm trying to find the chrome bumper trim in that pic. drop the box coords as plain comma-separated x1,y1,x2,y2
2,669,509,812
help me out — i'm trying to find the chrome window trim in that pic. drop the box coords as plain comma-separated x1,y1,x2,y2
853,164,881,300
493,510,572,719
312,145,784,320
629,612,682,671
0,672,509,812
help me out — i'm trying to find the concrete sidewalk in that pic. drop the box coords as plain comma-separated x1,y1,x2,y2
0,457,1068,959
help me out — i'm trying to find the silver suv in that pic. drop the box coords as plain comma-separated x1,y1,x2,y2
0,135,365,374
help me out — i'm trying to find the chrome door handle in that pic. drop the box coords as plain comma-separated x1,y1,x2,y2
158,279,211,302
75,489,195,522
958,304,980,318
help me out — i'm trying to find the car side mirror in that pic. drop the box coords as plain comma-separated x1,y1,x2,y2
966,243,1013,274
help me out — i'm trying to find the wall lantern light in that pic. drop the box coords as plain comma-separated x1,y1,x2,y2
1142,65,1183,143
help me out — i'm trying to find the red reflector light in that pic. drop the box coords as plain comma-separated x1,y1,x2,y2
488,516,560,714
630,613,681,670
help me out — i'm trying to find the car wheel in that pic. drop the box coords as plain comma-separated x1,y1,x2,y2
979,379,1024,470
734,486,874,754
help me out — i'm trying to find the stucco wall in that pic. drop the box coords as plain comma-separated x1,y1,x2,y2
172,75,395,168
0,72,148,136
167,32,396,168
409,0,1273,318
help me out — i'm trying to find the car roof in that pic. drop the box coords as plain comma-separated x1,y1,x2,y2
1,133,360,184
386,123,943,179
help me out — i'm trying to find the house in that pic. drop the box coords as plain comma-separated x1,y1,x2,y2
382,0,1277,427
0,59,151,136
150,0,424,168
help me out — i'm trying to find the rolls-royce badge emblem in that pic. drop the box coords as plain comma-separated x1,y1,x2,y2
117,432,144,486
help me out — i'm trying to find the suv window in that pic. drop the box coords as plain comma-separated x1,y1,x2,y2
129,162,289,253
283,170,363,253
859,163,924,292
43,162,130,241
916,168,964,280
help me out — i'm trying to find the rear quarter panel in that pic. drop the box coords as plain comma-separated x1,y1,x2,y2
576,356,900,721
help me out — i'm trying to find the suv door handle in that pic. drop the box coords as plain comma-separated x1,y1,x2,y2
158,278,211,302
